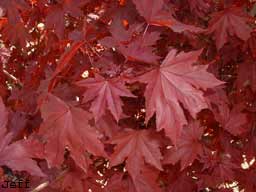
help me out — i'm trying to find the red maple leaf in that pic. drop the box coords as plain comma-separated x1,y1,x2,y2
188,0,210,18
137,49,223,144
53,170,89,192
206,86,229,116
109,12,144,43
50,159,103,192
236,59,256,92
0,0,255,190
131,164,161,192
0,97,44,177
168,169,197,192
105,166,160,192
51,41,84,78
239,168,256,192
110,129,163,177
94,112,121,138
103,173,136,192
45,0,86,38
132,0,204,33
164,121,204,170
0,0,28,24
162,165,197,192
39,93,105,172
118,32,161,64
200,150,238,182
206,88,248,135
48,41,84,91
132,0,172,27
207,6,252,50
76,74,136,121
2,22,32,47
101,32,160,65
0,0,31,47
215,104,248,136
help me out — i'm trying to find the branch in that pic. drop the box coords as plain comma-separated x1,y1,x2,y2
30,169,69,192
2,69,23,87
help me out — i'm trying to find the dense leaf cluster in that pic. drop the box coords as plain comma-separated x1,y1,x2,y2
0,0,255,191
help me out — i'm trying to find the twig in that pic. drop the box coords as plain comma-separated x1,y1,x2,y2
2,69,23,87
142,24,149,38
30,181,50,192
30,168,69,192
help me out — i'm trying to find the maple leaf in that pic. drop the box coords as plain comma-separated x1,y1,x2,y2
137,49,223,144
196,173,221,190
105,167,161,192
1,0,256,190
244,135,256,161
9,87,38,114
9,111,27,138
163,165,197,192
207,6,252,50
51,41,84,78
104,173,136,192
0,0,28,24
239,169,256,192
109,10,144,43
164,121,204,170
132,0,204,33
131,0,172,27
94,112,121,138
53,170,88,192
236,59,256,92
110,129,163,177
75,74,136,122
200,150,238,182
2,22,32,47
39,93,105,172
0,17,7,31
0,97,44,177
0,46,10,64
168,170,196,192
118,32,161,64
188,0,210,18
215,104,248,136
45,8,65,39
109,20,132,44
206,86,229,113
48,41,84,91
0,97,7,140
48,157,103,192
169,18,205,33
45,0,85,38
206,88,248,135
247,32,256,59
0,0,31,47
101,32,160,64
131,164,161,192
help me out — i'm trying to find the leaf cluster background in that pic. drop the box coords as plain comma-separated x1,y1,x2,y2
0,0,255,191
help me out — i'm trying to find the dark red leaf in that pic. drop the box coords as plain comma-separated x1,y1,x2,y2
39,93,105,172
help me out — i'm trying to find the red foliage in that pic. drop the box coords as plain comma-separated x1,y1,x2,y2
0,0,255,191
